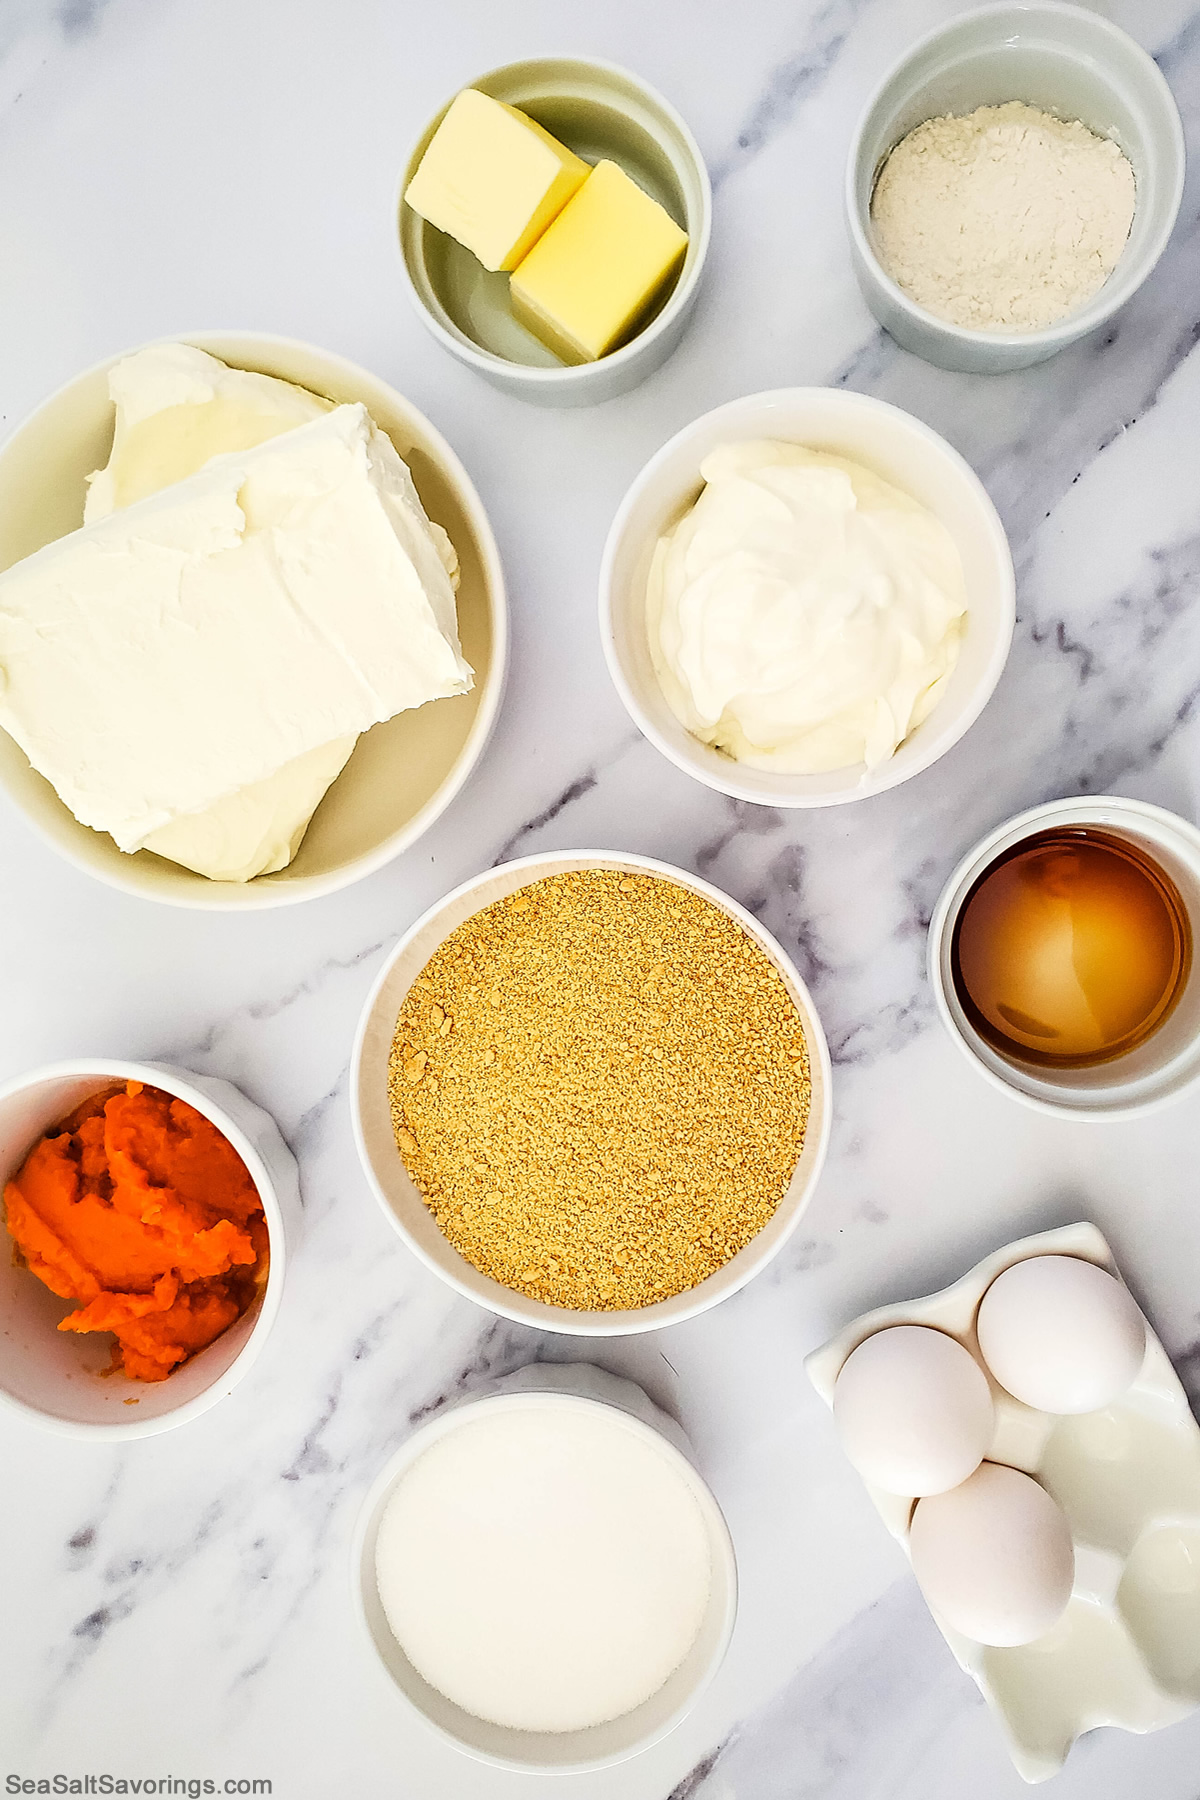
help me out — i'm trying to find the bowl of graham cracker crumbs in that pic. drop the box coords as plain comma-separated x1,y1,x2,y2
351,852,832,1332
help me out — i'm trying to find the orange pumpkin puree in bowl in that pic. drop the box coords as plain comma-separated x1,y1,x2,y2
3,1081,267,1381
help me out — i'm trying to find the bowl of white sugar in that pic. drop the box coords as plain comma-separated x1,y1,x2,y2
352,1363,737,1771
847,2,1185,374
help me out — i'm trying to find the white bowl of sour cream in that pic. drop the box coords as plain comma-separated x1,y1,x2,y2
600,388,1014,807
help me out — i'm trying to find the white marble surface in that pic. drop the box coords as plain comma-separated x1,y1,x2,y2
2,1,1200,1794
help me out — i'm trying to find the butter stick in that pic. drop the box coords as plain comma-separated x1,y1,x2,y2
405,89,588,273
510,160,688,364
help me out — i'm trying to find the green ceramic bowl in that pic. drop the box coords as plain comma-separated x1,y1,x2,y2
397,57,711,406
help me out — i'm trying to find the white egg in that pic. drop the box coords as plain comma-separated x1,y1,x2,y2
976,1255,1147,1415
833,1324,994,1497
909,1461,1075,1646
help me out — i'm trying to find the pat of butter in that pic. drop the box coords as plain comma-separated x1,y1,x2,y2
0,404,472,856
509,160,688,363
405,88,588,273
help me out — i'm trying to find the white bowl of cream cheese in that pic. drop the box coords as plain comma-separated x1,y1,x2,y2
0,333,507,909
600,388,1014,807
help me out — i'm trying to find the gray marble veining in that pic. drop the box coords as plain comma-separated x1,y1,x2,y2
3,2,1200,1796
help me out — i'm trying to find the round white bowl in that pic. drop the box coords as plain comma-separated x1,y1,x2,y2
0,1059,300,1437
0,331,508,909
600,388,1015,807
351,849,832,1332
352,1362,737,1772
847,2,1186,374
397,57,712,407
929,796,1200,1118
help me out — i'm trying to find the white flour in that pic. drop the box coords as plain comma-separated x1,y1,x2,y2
870,101,1136,332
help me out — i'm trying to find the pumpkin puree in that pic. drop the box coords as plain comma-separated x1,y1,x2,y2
3,1081,266,1381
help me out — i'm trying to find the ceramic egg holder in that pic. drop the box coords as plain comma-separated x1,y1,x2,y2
806,1223,1200,1783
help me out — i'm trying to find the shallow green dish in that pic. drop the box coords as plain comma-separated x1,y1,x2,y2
397,57,712,407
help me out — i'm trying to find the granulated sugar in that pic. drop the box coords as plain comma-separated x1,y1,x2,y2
374,1403,713,1732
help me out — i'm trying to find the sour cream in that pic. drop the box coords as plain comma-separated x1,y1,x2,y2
646,440,967,775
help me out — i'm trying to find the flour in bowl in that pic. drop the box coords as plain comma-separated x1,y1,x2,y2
870,101,1136,333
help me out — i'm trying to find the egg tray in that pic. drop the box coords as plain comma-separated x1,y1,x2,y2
805,1223,1200,1783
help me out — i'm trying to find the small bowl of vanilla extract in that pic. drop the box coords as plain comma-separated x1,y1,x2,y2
929,797,1200,1118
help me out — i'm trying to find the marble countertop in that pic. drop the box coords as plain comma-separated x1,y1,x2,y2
3,0,1200,1794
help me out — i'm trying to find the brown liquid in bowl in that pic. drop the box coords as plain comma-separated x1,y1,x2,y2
951,829,1191,1068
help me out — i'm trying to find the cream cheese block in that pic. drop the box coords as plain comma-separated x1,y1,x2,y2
79,344,462,881
143,737,357,883
86,344,346,879
84,343,333,521
85,344,460,590
0,403,473,857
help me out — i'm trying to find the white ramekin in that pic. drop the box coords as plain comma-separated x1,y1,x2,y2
846,3,1186,374
600,387,1014,807
397,57,712,406
929,796,1200,1118
352,1362,737,1772
0,331,508,909
0,1059,300,1436
351,849,832,1333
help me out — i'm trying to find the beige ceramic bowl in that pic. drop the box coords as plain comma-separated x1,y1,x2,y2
351,849,832,1333
0,332,507,909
